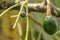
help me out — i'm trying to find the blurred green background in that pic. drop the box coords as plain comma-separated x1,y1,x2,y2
0,0,60,40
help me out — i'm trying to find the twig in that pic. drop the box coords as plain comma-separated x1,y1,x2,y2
29,23,35,40
12,1,26,29
10,15,18,18
10,14,42,26
54,31,60,35
37,24,43,40
17,22,22,40
0,3,19,17
53,31,60,40
25,0,29,40
53,35,60,40
0,1,60,17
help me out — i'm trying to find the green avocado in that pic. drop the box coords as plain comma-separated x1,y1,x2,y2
20,13,26,17
43,16,58,35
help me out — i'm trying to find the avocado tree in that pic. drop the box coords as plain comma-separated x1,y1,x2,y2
0,0,60,40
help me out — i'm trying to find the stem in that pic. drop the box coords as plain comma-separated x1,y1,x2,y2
10,14,42,26
0,3,19,17
17,22,22,40
10,15,18,18
54,31,60,35
53,35,60,40
12,2,26,29
37,25,43,40
25,0,29,40
46,0,51,16
30,27,35,40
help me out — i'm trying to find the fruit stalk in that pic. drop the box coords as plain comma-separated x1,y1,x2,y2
46,0,51,16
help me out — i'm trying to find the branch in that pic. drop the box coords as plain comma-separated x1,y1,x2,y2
0,1,60,17
10,14,42,27
12,1,26,29
0,3,19,17
25,0,29,40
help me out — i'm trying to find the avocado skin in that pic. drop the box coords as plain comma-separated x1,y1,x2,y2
43,16,58,35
